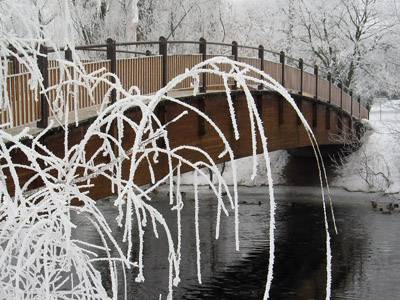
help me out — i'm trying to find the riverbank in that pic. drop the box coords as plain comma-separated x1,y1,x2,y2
154,184,385,206
332,100,400,197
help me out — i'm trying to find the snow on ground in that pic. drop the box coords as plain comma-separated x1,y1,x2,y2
180,150,290,186
332,100,400,197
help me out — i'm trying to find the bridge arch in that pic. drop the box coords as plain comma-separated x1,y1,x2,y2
3,89,361,201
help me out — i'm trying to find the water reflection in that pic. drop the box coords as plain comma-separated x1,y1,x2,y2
71,187,400,299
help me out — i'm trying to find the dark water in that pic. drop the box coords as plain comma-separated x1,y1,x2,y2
71,187,400,300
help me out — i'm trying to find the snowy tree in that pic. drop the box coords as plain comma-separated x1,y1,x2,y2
1,0,138,46
215,0,280,48
292,0,399,98
70,0,138,44
137,0,226,42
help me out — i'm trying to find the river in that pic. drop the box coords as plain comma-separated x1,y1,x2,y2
71,185,400,300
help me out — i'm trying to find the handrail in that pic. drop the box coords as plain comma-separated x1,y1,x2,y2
116,40,160,47
2,37,369,129
164,40,200,45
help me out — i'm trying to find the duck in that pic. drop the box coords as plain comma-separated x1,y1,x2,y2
386,203,400,210
380,208,392,215
167,191,186,198
371,201,378,209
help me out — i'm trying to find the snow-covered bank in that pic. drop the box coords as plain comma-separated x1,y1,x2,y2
332,100,400,197
179,150,290,186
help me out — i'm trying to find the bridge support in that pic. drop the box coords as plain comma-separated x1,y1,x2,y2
256,94,263,118
326,107,331,130
312,102,318,128
279,97,284,125
296,98,302,126
337,112,343,135
156,102,167,148
198,97,206,137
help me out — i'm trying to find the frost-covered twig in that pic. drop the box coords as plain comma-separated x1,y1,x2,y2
1,41,335,300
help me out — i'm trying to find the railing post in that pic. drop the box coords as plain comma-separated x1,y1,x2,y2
280,51,285,87
314,65,318,99
65,47,73,62
37,45,49,128
232,41,238,61
258,45,264,90
106,38,117,105
298,58,303,95
232,41,238,90
199,37,207,93
327,72,332,103
9,44,19,74
159,36,168,88
338,81,343,108
358,97,361,119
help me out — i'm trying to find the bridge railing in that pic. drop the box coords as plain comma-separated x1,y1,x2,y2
2,38,369,129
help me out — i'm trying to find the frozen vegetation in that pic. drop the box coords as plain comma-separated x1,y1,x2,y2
332,100,400,198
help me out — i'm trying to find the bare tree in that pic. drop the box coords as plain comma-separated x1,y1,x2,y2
295,0,398,98
137,0,225,42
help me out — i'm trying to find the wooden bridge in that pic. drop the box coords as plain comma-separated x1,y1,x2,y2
2,38,369,200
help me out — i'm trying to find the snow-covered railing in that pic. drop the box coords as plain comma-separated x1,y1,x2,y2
2,38,369,129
